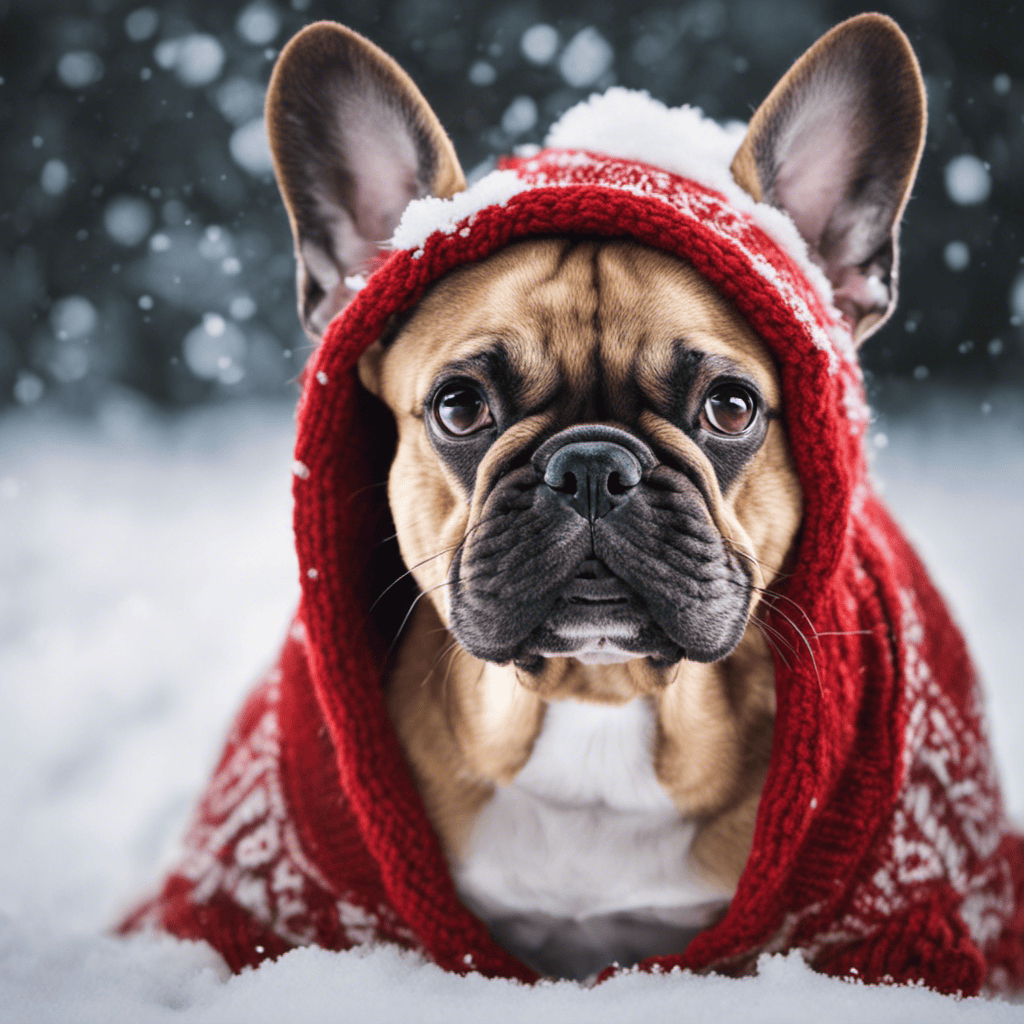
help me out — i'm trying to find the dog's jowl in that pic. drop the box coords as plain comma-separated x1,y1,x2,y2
121,14,1024,994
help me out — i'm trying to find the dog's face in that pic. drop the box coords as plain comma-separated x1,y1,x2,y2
267,17,925,699
357,238,800,693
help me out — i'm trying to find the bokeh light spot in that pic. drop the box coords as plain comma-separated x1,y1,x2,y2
40,159,70,196
160,34,225,87
184,315,246,383
57,52,104,89
558,28,614,88
125,8,159,42
229,118,274,175
501,96,538,136
50,296,98,340
521,25,559,65
944,155,991,206
104,196,154,247
237,3,281,46
468,61,496,86
944,241,970,272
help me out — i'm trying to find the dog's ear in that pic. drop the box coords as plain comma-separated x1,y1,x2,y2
730,14,926,344
267,22,466,341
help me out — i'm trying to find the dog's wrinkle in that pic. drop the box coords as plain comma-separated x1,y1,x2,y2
588,246,609,423
467,516,587,587
479,453,542,512
542,238,591,285
592,520,752,661
601,543,736,602
642,458,717,518
700,419,771,495
634,346,776,502
472,534,580,595
639,342,706,428
470,418,557,513
452,500,593,662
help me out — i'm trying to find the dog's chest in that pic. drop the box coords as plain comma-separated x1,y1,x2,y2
454,696,729,979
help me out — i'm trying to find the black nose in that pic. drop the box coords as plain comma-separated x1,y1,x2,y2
543,441,642,520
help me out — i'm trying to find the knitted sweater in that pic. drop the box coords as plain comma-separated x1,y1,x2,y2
121,103,1024,997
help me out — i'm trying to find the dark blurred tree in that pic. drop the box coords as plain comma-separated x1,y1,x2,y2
1,0,1022,412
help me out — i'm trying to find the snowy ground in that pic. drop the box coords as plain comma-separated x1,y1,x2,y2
0,388,1021,1022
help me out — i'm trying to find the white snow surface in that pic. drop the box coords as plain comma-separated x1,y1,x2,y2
0,390,1021,1021
391,89,837,317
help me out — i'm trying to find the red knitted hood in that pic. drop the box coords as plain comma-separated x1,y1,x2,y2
123,142,1024,996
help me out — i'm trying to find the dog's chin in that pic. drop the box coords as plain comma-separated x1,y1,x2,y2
514,635,685,671
513,595,686,669
563,649,637,665
512,598,679,659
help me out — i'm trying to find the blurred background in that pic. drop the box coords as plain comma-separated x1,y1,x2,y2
1,0,1023,412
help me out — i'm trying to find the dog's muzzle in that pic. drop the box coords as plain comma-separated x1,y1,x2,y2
448,423,752,669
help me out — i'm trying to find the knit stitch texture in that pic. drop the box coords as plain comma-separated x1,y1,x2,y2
121,148,1024,996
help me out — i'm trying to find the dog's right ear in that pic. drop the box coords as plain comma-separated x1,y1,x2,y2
730,14,926,344
266,22,466,341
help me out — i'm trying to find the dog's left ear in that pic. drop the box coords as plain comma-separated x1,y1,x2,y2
731,13,926,344
266,22,466,341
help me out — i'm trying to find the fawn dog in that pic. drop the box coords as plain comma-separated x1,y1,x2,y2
265,14,926,979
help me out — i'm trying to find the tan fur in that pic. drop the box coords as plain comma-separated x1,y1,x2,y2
362,239,801,891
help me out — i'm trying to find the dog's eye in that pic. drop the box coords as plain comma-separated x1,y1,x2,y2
702,384,757,435
433,383,493,436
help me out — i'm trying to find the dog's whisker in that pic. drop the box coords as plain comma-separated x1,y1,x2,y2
811,629,879,637
374,507,510,605
723,540,795,587
748,583,816,636
751,614,798,658
753,587,879,644
752,621,792,670
413,632,465,737
758,600,823,697
373,505,494,550
439,641,466,731
369,543,465,615
384,572,487,662
385,580,454,661
343,479,390,507
722,576,821,690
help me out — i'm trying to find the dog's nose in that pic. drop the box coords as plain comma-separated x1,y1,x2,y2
543,441,642,520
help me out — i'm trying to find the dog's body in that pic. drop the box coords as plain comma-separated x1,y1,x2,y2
124,15,1024,991
373,238,789,976
264,15,925,979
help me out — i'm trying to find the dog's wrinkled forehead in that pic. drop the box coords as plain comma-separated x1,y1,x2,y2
372,237,781,449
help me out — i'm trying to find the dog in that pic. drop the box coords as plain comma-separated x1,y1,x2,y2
124,14,1024,994
267,14,916,980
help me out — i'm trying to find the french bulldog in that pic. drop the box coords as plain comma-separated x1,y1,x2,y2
266,13,925,979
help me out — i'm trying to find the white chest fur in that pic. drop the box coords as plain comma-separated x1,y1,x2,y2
453,697,730,979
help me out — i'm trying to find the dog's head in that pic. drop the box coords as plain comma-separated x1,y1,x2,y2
268,16,925,697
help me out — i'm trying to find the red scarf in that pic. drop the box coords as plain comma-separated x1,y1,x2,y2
121,150,1024,996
